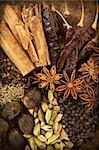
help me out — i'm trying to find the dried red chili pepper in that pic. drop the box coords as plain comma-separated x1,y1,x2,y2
57,27,83,71
78,1,98,54
57,0,85,71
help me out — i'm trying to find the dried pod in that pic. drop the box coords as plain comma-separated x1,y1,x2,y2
60,129,70,141
25,145,31,150
47,145,54,150
45,109,51,124
53,106,60,112
47,134,59,144
22,88,41,109
41,121,45,127
28,109,34,115
54,114,63,123
51,139,61,145
41,125,52,132
41,129,46,135
23,134,33,139
18,114,34,134
64,141,74,149
48,90,54,102
33,111,37,118
51,110,57,121
38,108,44,122
53,122,59,133
33,123,40,136
2,101,21,120
45,130,53,139
41,102,48,112
52,98,58,105
34,118,39,124
48,104,53,109
60,142,65,150
54,143,60,149
49,120,54,125
28,137,37,150
0,117,9,136
37,134,47,142
8,129,24,148
57,124,62,134
33,137,46,149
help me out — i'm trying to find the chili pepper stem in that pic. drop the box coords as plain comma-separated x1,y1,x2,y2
92,1,98,30
92,33,99,43
77,0,84,28
64,0,70,15
51,4,72,30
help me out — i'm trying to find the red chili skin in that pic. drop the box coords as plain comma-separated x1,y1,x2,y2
77,41,98,69
65,48,78,74
78,27,96,54
57,26,96,72
57,27,82,71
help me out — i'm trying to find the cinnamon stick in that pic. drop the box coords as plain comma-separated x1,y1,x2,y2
0,21,35,76
4,4,38,63
24,4,51,67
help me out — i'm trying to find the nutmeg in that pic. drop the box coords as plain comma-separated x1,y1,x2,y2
8,129,24,148
2,101,21,120
22,88,42,109
0,117,9,136
18,114,34,134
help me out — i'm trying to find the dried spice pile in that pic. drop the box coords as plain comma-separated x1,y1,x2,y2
0,83,24,107
60,99,99,146
0,1,99,150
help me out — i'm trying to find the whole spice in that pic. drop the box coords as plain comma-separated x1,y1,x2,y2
24,90,73,150
0,117,9,136
22,88,42,109
8,129,24,148
18,114,34,134
22,4,51,67
64,0,85,73
2,101,21,120
57,27,83,71
4,4,38,64
0,82,25,107
0,20,35,76
42,3,61,65
56,69,84,102
78,58,98,83
60,98,98,145
36,65,63,92
77,40,97,66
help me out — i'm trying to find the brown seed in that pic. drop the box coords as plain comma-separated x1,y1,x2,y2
0,117,9,136
18,114,34,134
8,129,24,148
2,101,21,120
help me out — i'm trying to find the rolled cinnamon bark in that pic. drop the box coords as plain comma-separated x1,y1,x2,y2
0,21,35,76
23,4,51,67
4,4,38,63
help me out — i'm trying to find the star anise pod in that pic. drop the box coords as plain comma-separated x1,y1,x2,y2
81,79,95,97
37,66,63,92
79,90,98,110
56,69,84,102
79,58,99,83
